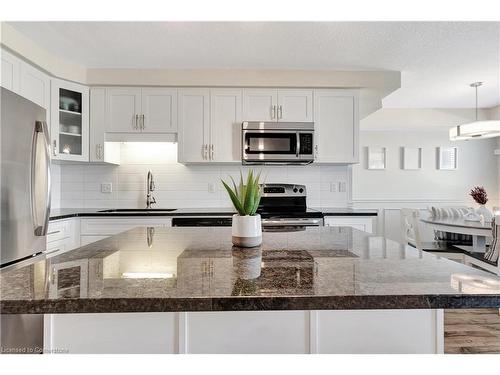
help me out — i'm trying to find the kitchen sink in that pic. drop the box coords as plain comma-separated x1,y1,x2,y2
98,209,177,213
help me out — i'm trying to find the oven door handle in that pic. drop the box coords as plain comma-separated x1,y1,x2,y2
296,131,300,157
262,218,323,226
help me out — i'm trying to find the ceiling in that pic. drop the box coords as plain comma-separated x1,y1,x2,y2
6,21,500,108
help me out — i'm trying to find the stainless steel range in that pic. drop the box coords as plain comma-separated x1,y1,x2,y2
171,183,323,229
258,184,323,228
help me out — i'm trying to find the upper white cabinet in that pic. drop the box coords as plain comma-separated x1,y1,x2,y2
178,88,242,163
51,78,90,162
20,62,51,111
178,88,210,163
141,88,177,132
1,48,50,112
313,89,359,164
242,89,277,122
89,88,120,164
105,88,141,132
277,89,313,122
105,88,177,133
210,89,242,162
243,89,312,122
1,48,20,93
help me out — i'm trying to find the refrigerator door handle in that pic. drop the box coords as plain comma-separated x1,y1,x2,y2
31,121,51,236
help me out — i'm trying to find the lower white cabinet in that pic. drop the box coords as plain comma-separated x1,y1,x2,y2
324,216,374,234
45,313,178,354
46,218,80,258
79,217,172,246
44,309,443,354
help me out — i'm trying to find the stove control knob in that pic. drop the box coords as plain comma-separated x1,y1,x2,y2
299,188,304,193
293,188,298,193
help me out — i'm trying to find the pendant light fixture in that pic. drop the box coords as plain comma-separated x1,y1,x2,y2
449,82,500,141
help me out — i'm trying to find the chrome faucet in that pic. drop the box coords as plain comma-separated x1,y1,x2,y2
146,170,156,209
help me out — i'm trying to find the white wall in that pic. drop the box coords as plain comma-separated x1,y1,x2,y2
353,129,499,205
58,143,350,209
352,108,500,241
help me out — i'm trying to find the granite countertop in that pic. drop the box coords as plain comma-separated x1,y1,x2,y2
1,226,499,314
421,217,493,231
49,208,378,220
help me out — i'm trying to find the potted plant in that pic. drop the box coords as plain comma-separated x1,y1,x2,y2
470,186,493,222
221,170,262,247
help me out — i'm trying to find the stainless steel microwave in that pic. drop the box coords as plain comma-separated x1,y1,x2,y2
242,122,314,165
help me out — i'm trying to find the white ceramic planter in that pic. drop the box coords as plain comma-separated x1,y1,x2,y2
232,214,262,247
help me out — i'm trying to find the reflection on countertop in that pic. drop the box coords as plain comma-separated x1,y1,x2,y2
1,226,499,314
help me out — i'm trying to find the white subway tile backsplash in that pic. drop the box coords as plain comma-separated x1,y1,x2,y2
57,144,350,209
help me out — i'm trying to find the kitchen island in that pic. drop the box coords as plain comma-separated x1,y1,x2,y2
2,226,500,354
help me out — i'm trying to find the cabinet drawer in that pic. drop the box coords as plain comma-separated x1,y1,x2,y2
47,220,72,243
45,238,71,258
80,218,172,236
324,217,374,234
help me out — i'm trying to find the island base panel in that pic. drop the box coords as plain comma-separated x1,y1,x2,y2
44,309,444,354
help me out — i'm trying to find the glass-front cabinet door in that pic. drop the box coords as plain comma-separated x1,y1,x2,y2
51,78,89,161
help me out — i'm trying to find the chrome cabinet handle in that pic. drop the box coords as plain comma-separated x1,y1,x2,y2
141,114,145,130
314,145,319,159
203,144,208,160
134,114,139,130
271,105,276,120
210,144,214,160
52,139,58,156
278,105,283,120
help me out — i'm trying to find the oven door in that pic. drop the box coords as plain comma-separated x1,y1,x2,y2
242,130,314,164
242,130,298,163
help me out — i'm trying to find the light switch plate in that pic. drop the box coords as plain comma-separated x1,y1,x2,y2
208,182,216,193
101,182,113,193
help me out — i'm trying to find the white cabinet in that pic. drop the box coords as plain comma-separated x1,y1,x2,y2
105,87,177,133
277,89,313,122
313,89,359,163
46,313,178,354
51,79,90,162
20,61,51,111
89,88,120,164
141,88,177,132
80,217,172,246
177,88,210,163
46,218,80,258
1,48,20,93
105,88,141,132
242,89,277,121
178,88,242,163
186,311,310,354
210,89,242,162
324,216,374,234
243,88,312,122
1,48,50,113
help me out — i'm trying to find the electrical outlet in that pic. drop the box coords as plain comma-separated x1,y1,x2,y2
101,182,113,193
208,182,216,193
338,181,347,193
330,183,337,192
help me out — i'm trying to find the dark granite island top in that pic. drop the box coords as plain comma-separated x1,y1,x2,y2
1,227,499,314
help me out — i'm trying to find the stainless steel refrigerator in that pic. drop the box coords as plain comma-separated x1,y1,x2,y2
1,87,51,353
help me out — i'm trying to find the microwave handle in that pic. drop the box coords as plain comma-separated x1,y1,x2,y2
296,132,300,157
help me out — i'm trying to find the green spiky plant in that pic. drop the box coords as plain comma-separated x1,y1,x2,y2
221,170,262,216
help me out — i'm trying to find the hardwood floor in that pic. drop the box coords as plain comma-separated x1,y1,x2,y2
444,309,500,354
